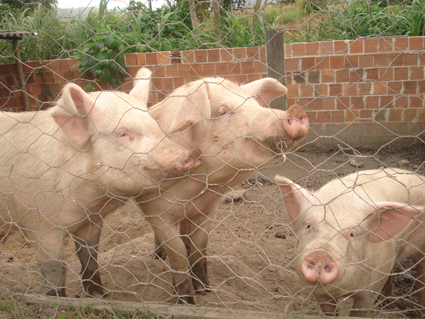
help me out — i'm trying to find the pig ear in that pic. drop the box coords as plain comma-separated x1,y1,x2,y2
363,202,422,242
153,80,210,136
243,78,288,107
275,174,314,230
51,83,97,147
130,67,152,108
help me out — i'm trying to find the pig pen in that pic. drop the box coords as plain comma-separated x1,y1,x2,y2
0,144,424,318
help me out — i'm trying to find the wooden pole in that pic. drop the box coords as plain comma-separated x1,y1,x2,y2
266,29,286,110
12,38,30,112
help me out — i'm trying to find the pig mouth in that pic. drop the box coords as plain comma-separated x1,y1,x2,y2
262,136,292,154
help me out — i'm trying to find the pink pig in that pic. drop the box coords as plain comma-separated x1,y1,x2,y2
0,80,201,297
276,168,425,316
131,68,310,303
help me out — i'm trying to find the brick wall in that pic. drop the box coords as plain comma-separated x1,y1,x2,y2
0,36,424,148
284,36,425,148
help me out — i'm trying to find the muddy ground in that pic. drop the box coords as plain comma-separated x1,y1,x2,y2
1,144,425,318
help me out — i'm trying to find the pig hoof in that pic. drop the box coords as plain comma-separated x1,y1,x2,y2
47,288,66,297
178,295,196,305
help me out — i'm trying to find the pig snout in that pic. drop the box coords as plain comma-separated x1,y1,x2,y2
300,251,339,285
281,104,310,140
178,149,202,173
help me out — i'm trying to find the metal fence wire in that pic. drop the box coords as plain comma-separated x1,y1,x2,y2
0,0,425,318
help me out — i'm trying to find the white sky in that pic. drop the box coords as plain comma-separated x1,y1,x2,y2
57,0,164,10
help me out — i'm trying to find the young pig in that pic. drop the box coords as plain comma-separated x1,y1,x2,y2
275,168,425,316
0,81,201,298
131,68,310,304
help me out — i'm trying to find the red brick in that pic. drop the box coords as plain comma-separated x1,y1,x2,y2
203,64,215,76
404,53,418,66
365,96,380,109
418,80,425,94
292,43,305,57
343,83,357,96
381,96,394,108
309,99,323,111
174,77,185,88
359,55,373,68
410,67,424,80
336,69,350,82
410,36,424,51
229,63,241,74
345,55,359,68
321,70,335,83
349,39,364,54
286,85,299,98
300,85,314,97
208,49,220,62
331,110,344,122
388,81,402,94
305,42,319,56
258,47,266,60
379,38,393,52
359,83,372,95
379,68,393,81
394,37,409,51
178,64,191,76
216,63,228,76
153,66,166,77
158,52,169,64
374,54,389,67
322,98,336,109
346,110,359,121
403,81,417,94
336,97,349,110
359,110,373,119
394,68,409,81
420,55,425,66
330,84,343,96
389,53,403,67
308,70,320,83
411,96,424,107
319,41,334,55
404,109,418,121
182,50,195,64
136,53,145,65
166,64,179,77
241,61,254,74
293,74,306,84
220,49,233,62
350,69,364,82
395,96,408,108
233,48,246,59
195,50,207,63
315,84,328,96
246,47,261,59
374,82,387,95
316,57,330,70
145,52,158,65
254,61,267,73
351,96,364,109
419,108,425,121
334,40,348,53
365,38,379,53
330,56,344,69
365,69,379,80
318,111,331,123
305,111,317,123
286,58,299,72
163,77,174,90
248,74,262,82
302,57,315,70
389,109,402,121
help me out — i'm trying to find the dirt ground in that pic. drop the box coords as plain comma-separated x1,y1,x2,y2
1,144,425,318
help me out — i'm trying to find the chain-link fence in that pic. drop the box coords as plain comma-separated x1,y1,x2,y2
0,0,425,318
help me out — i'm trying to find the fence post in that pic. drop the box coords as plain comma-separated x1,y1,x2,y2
266,29,286,110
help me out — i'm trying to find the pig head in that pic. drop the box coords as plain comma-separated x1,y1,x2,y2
0,80,200,298
276,168,425,317
131,68,309,304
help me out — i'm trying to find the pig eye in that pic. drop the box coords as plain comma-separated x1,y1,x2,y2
216,106,230,118
348,230,357,239
116,130,130,138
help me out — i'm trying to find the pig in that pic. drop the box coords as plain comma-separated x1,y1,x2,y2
131,68,310,304
275,168,425,316
0,80,201,298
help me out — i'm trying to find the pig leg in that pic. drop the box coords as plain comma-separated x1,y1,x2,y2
350,291,377,317
187,215,212,294
154,219,190,260
148,217,195,304
31,230,67,297
73,223,104,297
153,234,167,260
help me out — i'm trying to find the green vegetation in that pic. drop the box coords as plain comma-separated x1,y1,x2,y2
0,0,424,85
